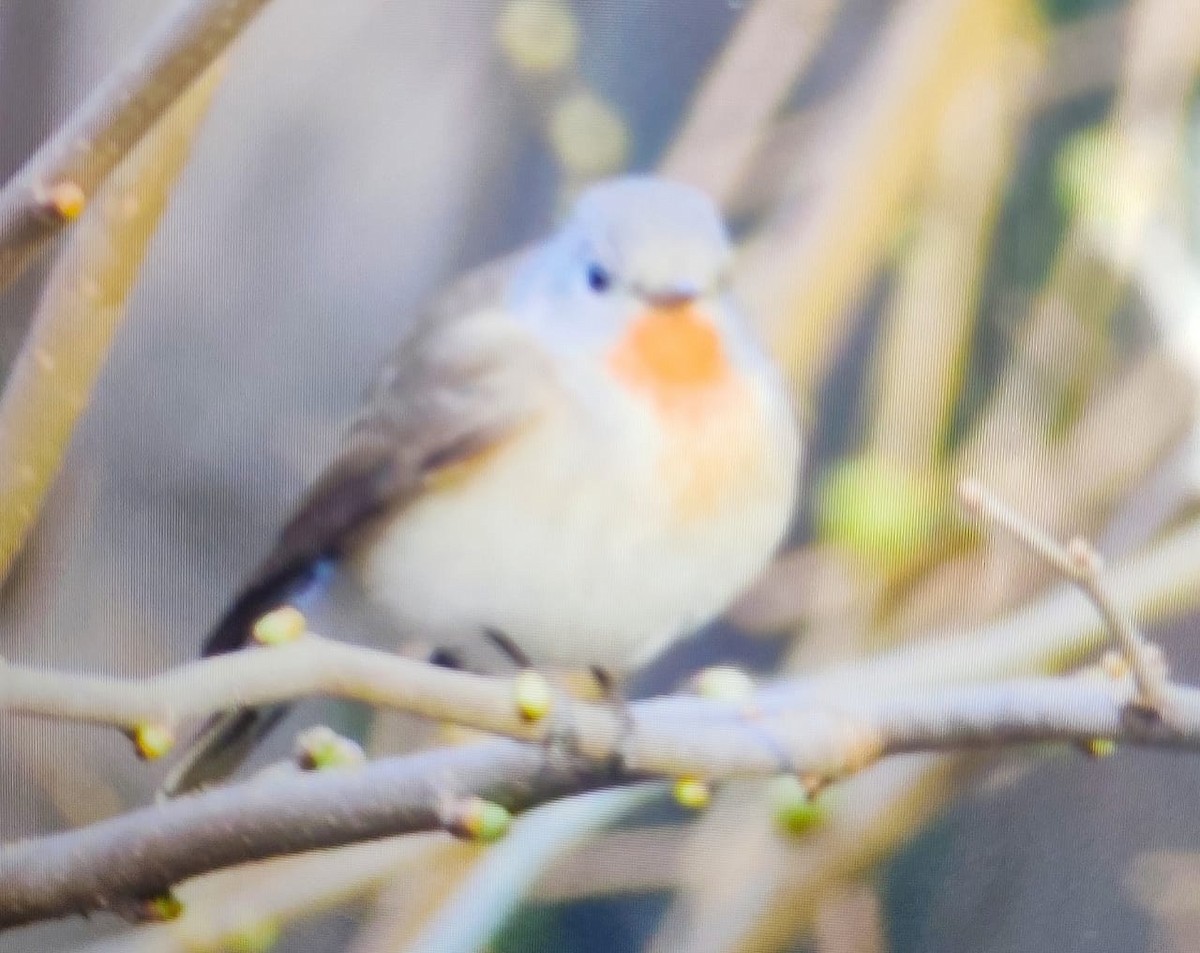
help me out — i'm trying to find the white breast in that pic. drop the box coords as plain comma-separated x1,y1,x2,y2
357,356,799,672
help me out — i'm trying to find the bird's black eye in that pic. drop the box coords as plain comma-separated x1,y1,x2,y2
586,263,611,293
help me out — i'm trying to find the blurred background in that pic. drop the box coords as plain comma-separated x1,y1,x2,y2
3,0,1200,950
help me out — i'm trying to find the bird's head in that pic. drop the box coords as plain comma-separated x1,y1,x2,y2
508,177,748,401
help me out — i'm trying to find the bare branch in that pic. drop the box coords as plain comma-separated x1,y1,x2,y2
0,633,866,781
0,600,1194,786
0,0,272,292
958,478,1172,715
0,740,638,929
0,62,224,584
6,675,1200,927
0,634,570,743
5,497,1194,932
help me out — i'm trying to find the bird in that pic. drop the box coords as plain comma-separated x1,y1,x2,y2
163,175,801,795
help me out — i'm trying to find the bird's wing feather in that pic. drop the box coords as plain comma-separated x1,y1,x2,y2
202,252,546,656
165,255,547,796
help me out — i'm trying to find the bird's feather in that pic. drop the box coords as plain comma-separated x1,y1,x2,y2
164,254,550,795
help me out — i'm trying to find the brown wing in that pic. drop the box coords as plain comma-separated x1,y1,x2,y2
202,252,545,656
165,254,549,795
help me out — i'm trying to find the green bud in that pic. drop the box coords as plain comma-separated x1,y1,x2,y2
513,669,553,723
673,777,711,810
448,797,512,843
770,775,826,836
293,726,365,771
131,722,175,761
251,605,307,646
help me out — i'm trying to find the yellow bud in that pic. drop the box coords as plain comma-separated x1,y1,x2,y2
548,91,629,178
141,892,183,921
294,725,365,770
1101,650,1129,680
770,775,826,836
132,722,175,760
513,669,553,722
497,0,578,72
694,665,755,701
39,181,86,222
673,777,711,810
447,796,512,843
252,605,307,646
1081,738,1116,759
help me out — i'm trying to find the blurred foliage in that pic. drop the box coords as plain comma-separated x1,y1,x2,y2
949,92,1112,446
498,0,580,72
1040,0,1122,22
815,454,946,569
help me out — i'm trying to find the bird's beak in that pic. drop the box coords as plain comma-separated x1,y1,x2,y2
644,284,701,309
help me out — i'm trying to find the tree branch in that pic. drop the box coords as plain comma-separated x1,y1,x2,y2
2,491,1197,930
0,740,633,929
0,61,224,584
958,477,1173,715
0,0,273,292
0,576,1193,787
5,674,1200,927
0,632,867,781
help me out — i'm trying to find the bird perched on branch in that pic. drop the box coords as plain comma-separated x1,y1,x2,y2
164,176,800,795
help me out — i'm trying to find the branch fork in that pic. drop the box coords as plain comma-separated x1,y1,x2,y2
957,477,1175,719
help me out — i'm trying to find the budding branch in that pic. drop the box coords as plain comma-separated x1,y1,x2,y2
0,479,1195,928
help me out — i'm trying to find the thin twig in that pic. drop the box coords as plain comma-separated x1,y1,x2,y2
0,62,224,584
656,467,1200,953
957,478,1172,715
0,0,272,292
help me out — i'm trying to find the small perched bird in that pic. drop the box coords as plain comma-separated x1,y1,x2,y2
164,176,800,795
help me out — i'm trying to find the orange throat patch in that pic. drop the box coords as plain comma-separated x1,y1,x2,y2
608,304,775,525
607,303,729,409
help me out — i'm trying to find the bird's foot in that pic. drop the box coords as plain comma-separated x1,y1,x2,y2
482,631,634,777
590,665,636,777
481,630,582,762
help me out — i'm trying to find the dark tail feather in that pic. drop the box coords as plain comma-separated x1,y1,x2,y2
159,705,289,797
160,560,331,798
